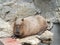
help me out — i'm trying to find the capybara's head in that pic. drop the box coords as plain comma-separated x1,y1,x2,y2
13,18,24,38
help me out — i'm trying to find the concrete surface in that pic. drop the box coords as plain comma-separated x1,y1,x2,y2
50,24,60,45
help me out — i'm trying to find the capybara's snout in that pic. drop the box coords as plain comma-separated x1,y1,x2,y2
13,24,20,37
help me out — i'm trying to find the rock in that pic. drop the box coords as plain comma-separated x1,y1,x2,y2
18,36,40,45
33,0,56,18
36,30,53,44
0,1,36,23
55,7,60,23
0,4,3,10
0,18,13,37
39,30,53,40
15,2,36,18
3,0,17,6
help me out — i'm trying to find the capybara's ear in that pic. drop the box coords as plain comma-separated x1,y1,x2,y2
21,18,24,21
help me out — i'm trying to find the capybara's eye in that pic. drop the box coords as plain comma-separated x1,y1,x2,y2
21,18,24,21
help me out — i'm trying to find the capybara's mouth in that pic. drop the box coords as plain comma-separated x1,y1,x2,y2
13,33,24,38
14,33,21,38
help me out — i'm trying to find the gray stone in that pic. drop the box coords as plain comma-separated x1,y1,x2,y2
0,18,13,37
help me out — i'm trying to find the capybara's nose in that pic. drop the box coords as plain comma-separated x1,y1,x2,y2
14,32,20,38
15,29,20,35
14,25,20,36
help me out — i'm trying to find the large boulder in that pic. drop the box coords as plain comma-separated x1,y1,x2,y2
0,18,13,37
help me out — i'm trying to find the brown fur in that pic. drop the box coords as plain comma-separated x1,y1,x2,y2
13,15,48,38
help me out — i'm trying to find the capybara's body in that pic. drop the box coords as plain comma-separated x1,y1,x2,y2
13,15,48,38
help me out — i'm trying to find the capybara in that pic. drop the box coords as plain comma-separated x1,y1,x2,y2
13,15,48,38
